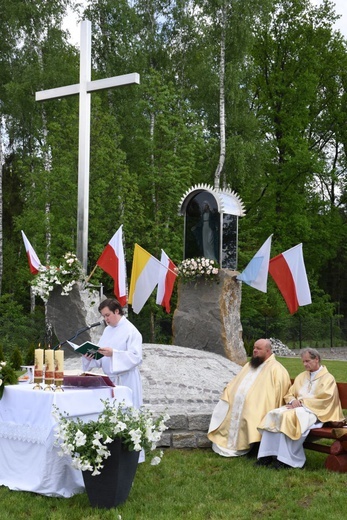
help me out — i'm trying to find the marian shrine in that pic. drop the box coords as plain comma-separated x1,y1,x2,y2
173,184,247,365
178,184,246,269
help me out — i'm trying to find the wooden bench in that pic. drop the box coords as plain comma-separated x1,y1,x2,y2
302,382,347,472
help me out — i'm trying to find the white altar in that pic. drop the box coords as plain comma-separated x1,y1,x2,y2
0,384,133,497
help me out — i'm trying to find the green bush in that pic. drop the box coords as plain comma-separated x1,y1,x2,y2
10,346,23,370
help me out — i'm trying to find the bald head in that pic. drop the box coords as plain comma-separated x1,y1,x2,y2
250,339,272,368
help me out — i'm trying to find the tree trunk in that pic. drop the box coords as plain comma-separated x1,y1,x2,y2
214,5,226,190
0,117,3,295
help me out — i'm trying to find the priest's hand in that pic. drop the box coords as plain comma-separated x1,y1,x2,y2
98,347,113,357
83,353,95,360
286,399,302,408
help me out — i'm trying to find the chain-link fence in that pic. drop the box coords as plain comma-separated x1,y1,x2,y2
242,315,347,352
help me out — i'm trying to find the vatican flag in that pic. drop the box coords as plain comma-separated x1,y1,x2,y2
128,244,159,314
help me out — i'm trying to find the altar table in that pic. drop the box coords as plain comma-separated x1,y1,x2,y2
0,384,133,497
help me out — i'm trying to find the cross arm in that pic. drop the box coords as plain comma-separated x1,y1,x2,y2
35,84,81,102
87,73,140,93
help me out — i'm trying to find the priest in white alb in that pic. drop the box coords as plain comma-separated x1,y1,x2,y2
82,298,143,409
208,339,291,457
256,348,344,469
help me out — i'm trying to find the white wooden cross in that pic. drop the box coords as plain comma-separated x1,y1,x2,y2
36,20,140,272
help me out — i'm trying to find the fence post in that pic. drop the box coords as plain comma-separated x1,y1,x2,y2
299,316,302,349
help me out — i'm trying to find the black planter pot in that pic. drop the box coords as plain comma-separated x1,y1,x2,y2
82,438,139,509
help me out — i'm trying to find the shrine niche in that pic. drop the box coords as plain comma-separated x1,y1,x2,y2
174,185,247,364
178,185,245,269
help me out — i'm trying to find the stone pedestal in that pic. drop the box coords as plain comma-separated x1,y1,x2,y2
172,269,246,365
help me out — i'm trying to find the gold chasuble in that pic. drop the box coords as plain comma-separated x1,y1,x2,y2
208,354,291,454
258,366,344,440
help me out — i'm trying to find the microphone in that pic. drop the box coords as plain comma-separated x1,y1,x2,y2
89,321,102,328
53,321,103,349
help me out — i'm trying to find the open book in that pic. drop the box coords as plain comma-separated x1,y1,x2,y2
67,340,104,360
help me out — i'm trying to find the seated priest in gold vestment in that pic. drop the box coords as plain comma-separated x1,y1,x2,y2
256,348,344,469
208,338,291,457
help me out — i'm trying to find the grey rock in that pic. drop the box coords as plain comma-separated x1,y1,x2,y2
47,283,103,357
172,270,247,365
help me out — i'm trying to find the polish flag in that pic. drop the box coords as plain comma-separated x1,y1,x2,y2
96,226,127,306
21,230,44,275
269,243,311,314
156,250,177,313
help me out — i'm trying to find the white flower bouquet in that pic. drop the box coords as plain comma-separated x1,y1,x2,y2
176,257,219,283
53,399,170,475
31,252,86,302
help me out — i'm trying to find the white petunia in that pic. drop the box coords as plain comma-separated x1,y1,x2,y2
150,456,161,466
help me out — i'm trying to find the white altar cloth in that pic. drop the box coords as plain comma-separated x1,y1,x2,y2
0,384,133,497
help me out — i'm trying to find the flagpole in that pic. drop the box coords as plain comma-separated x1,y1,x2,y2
85,264,98,283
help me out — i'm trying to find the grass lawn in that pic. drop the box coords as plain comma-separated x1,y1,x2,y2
0,357,346,520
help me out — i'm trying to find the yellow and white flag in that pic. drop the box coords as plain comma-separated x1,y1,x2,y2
128,244,159,314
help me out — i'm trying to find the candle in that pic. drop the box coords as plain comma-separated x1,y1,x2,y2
34,348,44,384
54,350,64,379
34,348,43,372
45,349,54,382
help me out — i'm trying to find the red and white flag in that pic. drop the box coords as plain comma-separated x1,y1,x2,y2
96,226,127,306
269,243,311,314
21,230,44,275
156,250,177,313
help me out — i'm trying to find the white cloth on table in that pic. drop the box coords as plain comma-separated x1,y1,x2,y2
0,384,131,497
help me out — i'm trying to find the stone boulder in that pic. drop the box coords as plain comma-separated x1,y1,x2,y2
172,269,246,365
46,283,103,357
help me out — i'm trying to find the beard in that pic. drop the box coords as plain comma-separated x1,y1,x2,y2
250,356,265,368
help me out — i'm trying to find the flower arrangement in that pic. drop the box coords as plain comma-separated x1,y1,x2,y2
31,252,86,302
0,361,18,400
53,399,170,475
176,257,219,283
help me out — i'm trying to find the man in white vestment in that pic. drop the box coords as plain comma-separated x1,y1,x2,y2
82,298,143,409
256,348,344,469
208,339,291,457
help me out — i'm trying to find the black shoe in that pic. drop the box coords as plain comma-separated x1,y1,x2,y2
272,459,292,470
255,456,273,467
247,442,260,458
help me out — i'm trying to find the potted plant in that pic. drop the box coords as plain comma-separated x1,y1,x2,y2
53,399,169,509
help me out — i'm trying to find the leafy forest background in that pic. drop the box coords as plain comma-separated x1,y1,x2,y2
1,0,347,356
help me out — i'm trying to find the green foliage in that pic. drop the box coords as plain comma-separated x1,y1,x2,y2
0,445,347,518
25,343,36,366
10,346,23,370
1,0,347,335
0,361,17,399
0,294,45,355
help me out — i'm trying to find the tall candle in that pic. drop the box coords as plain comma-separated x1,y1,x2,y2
54,350,64,379
35,349,43,372
45,349,54,381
